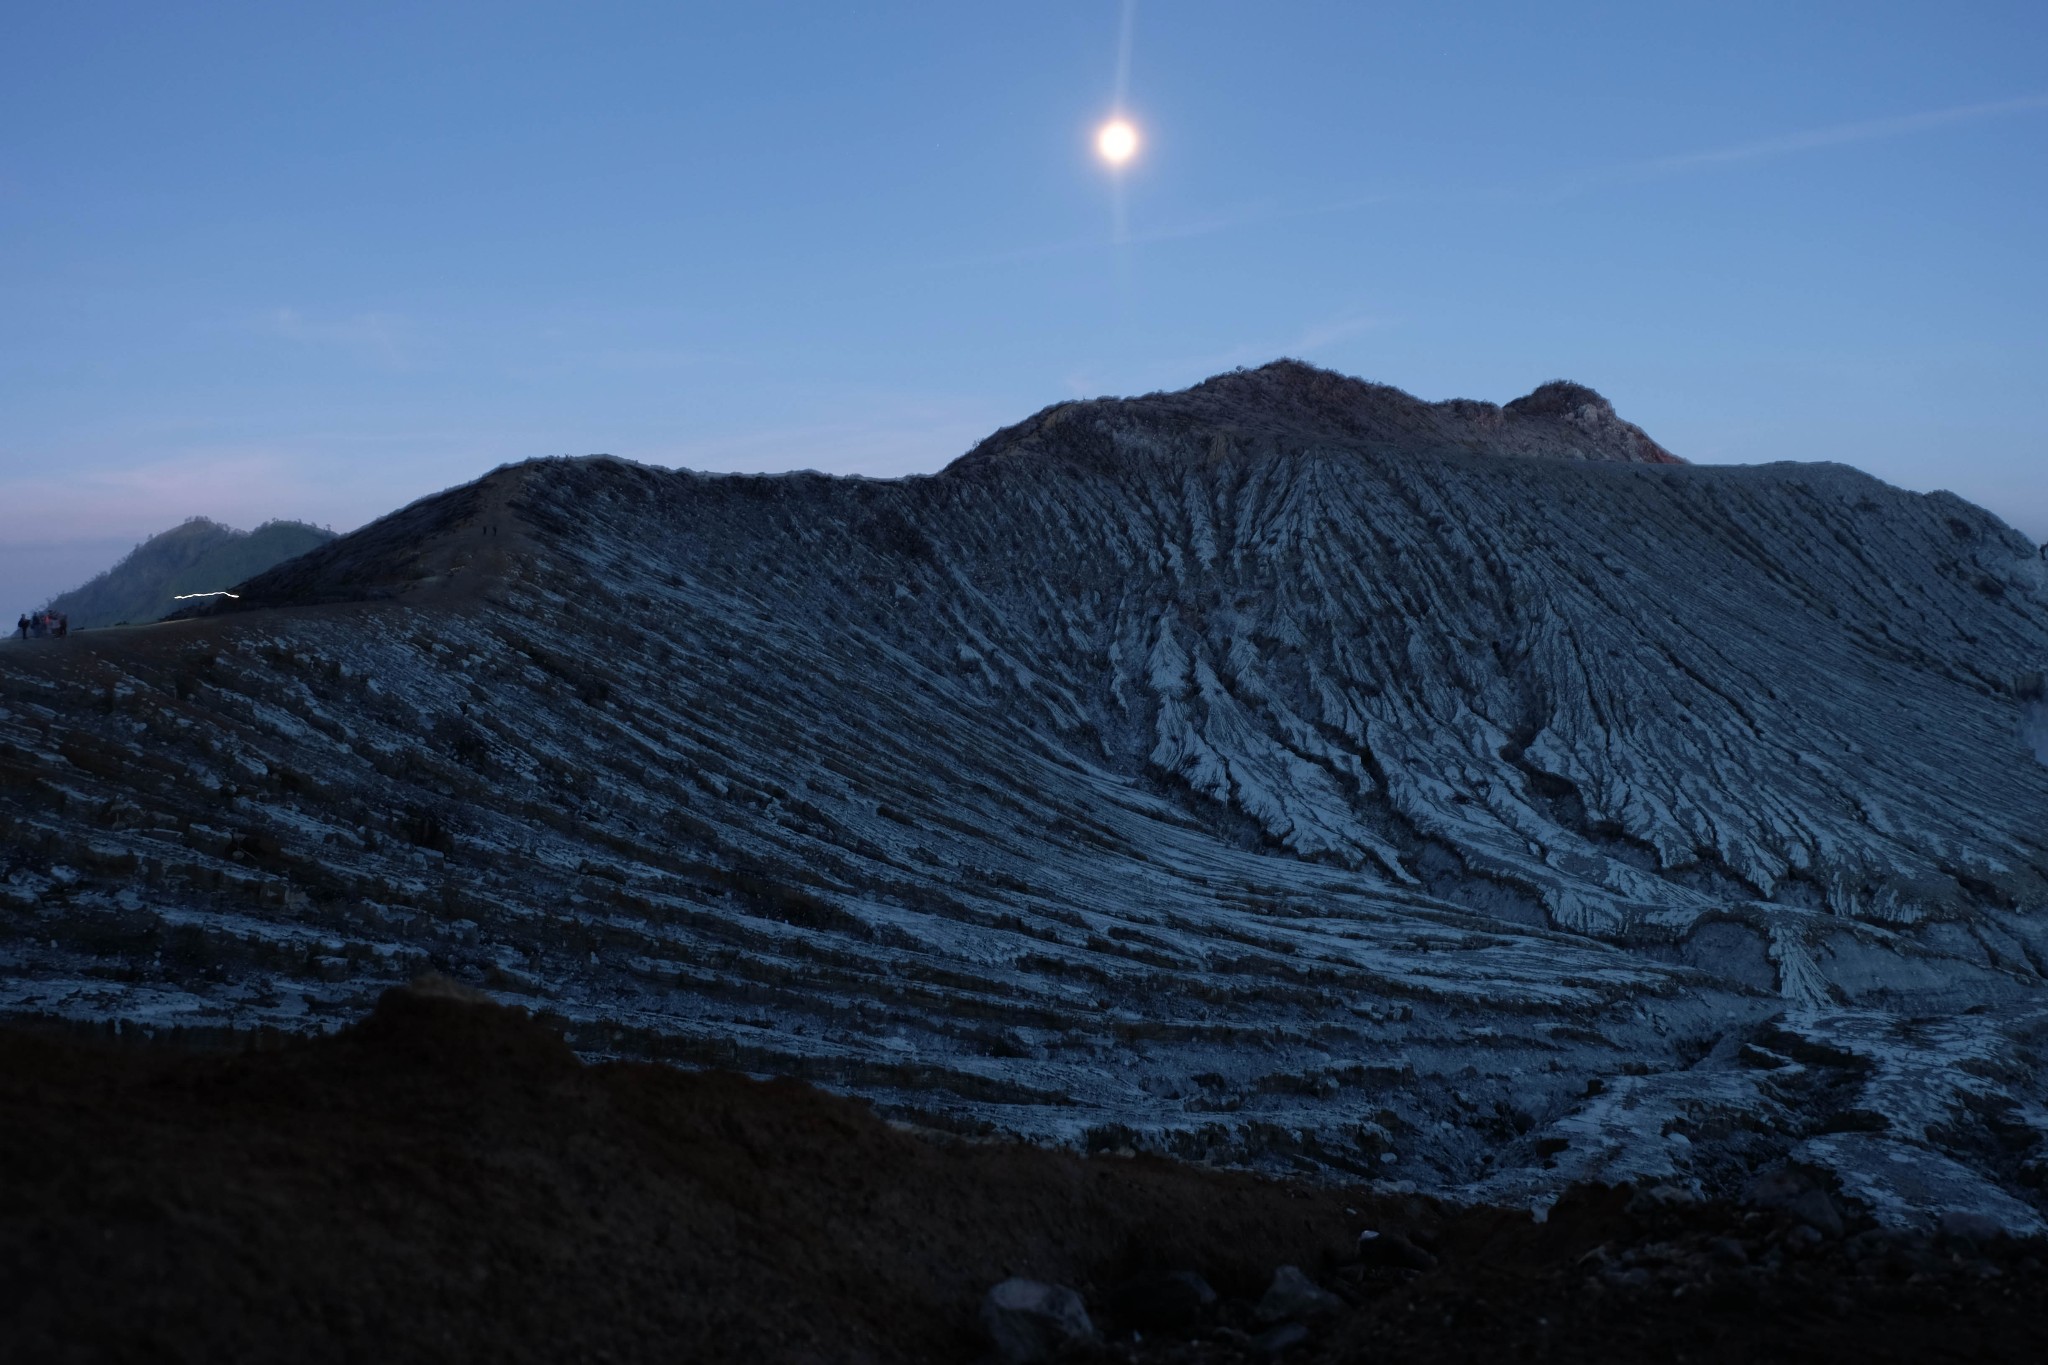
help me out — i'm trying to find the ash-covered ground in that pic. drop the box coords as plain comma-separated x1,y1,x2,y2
4,362,2046,1235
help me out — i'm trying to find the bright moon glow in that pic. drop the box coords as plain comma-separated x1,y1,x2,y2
1097,118,1139,165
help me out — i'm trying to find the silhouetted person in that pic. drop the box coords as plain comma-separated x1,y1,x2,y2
14,614,26,641
53,613,68,639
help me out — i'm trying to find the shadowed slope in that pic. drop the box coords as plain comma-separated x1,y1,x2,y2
3,365,2045,1232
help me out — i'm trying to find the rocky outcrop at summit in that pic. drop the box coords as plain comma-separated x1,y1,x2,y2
1502,380,1684,465
3,363,2045,1235
957,362,1683,474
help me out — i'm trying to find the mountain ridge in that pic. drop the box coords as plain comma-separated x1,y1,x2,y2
6,362,2046,1234
187,367,1688,621
42,516,335,627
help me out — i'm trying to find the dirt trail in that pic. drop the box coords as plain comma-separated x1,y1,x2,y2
4,986,2043,1364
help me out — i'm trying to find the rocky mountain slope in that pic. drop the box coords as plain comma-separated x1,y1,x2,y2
41,516,334,627
4,361,2046,1231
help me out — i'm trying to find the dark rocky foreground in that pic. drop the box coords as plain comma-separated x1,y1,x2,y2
5,983,2043,1364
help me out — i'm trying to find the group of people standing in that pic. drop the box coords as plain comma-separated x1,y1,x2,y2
16,610,69,640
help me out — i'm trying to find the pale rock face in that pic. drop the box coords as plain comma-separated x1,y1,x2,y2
3,362,2046,1232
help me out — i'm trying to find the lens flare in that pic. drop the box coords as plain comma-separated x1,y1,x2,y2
1096,118,1139,166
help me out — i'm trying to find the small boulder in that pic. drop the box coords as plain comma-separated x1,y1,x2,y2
1255,1265,1343,1324
981,1278,1096,1365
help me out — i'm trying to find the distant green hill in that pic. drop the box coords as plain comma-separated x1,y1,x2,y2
46,518,337,629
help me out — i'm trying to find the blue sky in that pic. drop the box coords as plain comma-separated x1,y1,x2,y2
4,1,2045,607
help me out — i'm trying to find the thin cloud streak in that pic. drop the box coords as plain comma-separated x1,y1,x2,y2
1542,91,2048,201
1643,91,2048,173
255,308,409,366
943,91,2048,271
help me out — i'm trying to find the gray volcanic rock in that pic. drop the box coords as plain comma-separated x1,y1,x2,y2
3,362,2045,1235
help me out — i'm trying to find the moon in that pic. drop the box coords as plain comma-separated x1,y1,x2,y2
1096,118,1139,166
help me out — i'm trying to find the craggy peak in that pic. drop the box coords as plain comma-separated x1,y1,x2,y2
956,363,1684,475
